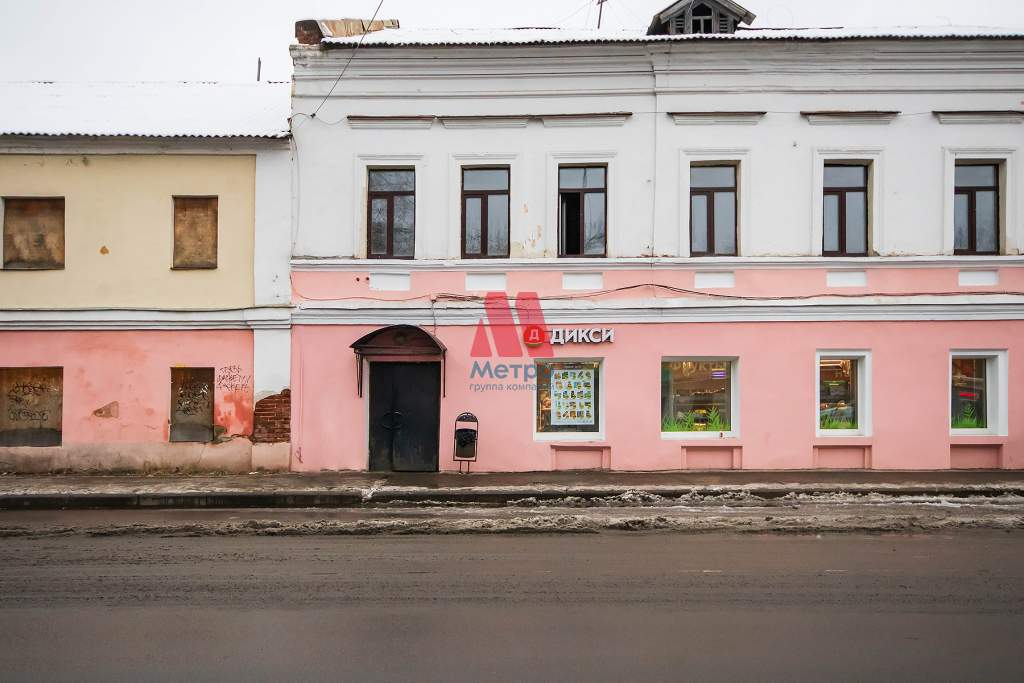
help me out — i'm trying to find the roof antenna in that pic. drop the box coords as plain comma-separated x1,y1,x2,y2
256,57,262,82
596,0,608,29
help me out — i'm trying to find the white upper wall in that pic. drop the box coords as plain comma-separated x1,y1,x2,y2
290,36,1024,259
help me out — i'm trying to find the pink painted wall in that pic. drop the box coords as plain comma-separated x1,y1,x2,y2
291,320,1023,472
292,267,1024,303
0,330,253,443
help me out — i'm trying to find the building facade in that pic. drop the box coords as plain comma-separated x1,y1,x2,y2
0,82,292,471
289,6,1024,472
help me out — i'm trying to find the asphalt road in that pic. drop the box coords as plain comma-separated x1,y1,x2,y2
1,528,1023,682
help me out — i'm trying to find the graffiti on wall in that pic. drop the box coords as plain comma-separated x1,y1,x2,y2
0,367,63,447
216,365,251,393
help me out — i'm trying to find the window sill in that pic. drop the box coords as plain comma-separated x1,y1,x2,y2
814,432,872,444
661,431,738,441
949,431,1007,443
534,432,605,443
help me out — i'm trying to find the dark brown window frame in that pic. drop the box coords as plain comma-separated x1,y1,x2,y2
558,164,607,258
461,166,510,259
366,168,416,260
822,164,869,257
689,164,738,257
954,163,1000,255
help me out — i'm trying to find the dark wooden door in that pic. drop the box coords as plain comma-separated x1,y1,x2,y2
368,362,441,472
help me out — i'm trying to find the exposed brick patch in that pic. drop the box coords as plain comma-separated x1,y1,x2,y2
252,389,290,443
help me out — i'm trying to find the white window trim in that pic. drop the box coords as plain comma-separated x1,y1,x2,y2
811,148,884,256
815,350,872,437
679,148,751,257
546,151,617,258
660,356,740,440
942,147,1018,255
353,153,425,259
533,357,605,442
949,349,1008,437
448,153,519,260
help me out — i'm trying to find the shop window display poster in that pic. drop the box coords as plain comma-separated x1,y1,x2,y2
550,368,595,426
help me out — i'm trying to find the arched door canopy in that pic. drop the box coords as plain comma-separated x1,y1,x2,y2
351,325,446,396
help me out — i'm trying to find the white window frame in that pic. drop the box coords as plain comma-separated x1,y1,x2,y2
448,152,519,260
660,356,739,440
546,151,617,258
811,148,884,256
679,148,751,257
942,147,1018,255
815,350,872,437
354,153,425,259
533,357,605,441
949,350,1008,436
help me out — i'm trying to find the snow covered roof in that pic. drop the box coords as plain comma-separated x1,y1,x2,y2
319,25,1024,47
0,81,291,139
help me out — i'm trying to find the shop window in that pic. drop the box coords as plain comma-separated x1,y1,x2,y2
536,360,601,434
948,353,1009,433
2,197,65,270
661,359,735,434
690,165,737,256
462,167,510,258
817,353,870,434
954,163,1000,255
170,367,214,442
823,164,869,256
951,357,987,429
558,166,606,257
0,367,63,446
367,168,415,259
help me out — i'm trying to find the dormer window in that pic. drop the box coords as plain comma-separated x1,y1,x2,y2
690,4,712,33
648,0,755,36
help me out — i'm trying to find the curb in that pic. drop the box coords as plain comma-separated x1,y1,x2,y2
1,484,1023,510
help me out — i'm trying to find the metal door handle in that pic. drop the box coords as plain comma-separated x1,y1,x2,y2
381,410,404,430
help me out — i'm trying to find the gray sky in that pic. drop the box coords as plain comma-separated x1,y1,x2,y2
1,0,1022,83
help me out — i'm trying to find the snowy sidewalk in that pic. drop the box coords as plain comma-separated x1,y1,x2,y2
1,470,1023,509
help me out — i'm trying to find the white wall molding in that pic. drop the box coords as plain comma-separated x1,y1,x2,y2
291,255,1024,272
811,147,885,255
0,136,289,155
0,307,293,331
448,152,521,259
802,111,900,125
254,149,293,306
670,112,765,125
347,116,434,129
540,113,631,127
941,146,1019,255
353,153,426,259
546,150,619,257
292,296,1024,326
440,116,530,129
254,328,291,397
679,148,751,257
934,111,1024,125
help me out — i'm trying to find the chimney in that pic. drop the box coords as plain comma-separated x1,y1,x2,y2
295,18,400,45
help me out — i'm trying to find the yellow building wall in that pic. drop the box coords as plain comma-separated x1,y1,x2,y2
0,154,255,309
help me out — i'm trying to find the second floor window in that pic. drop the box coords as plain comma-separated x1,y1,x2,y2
955,163,999,255
823,164,868,256
690,165,737,256
367,169,415,259
462,167,510,258
559,166,606,257
2,197,65,270
173,196,218,269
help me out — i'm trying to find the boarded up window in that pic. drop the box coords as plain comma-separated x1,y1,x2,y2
170,367,214,442
2,197,65,269
172,197,218,269
0,367,63,447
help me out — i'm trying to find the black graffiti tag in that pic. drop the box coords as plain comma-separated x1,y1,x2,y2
176,381,211,416
216,365,251,392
